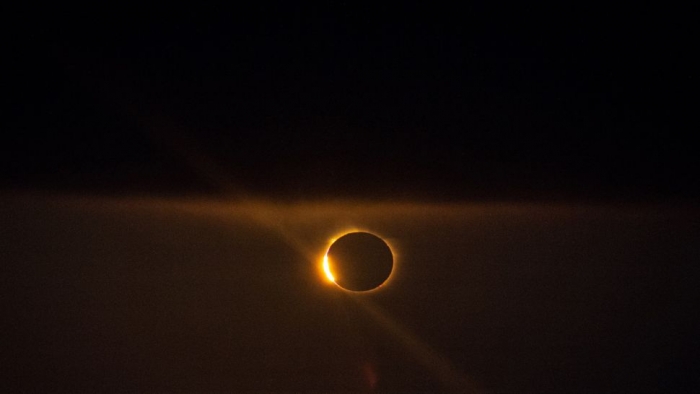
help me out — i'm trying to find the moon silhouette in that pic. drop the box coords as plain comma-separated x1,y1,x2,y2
325,232,394,291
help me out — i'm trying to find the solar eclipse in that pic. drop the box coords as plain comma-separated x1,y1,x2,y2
323,232,394,292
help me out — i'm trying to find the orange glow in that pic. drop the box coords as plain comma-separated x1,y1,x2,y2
322,254,335,282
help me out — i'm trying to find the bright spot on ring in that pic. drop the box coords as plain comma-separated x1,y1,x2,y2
322,254,335,283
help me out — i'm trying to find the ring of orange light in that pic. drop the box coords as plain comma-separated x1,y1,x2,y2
320,229,397,292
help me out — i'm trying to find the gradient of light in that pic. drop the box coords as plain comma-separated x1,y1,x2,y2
15,194,490,392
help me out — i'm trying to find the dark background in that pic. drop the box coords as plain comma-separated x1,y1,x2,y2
2,5,698,393
3,5,695,201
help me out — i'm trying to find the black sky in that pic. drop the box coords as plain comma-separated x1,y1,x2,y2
3,6,695,201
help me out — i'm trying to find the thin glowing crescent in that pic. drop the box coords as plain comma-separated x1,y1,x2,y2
322,254,335,283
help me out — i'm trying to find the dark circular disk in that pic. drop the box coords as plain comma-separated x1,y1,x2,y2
326,232,393,291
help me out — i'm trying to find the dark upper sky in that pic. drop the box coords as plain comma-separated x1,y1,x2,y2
3,6,695,201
